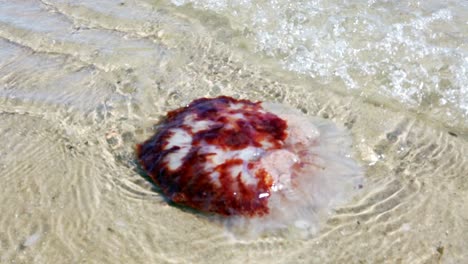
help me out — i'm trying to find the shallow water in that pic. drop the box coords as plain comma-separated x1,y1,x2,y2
0,0,467,263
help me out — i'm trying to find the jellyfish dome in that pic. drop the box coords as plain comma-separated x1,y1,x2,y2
137,96,363,237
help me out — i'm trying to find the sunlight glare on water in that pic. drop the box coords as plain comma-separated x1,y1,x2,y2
172,0,468,131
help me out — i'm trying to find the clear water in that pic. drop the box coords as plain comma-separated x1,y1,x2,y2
0,0,467,263
172,0,468,133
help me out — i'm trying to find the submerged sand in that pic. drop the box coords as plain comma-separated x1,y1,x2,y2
1,1,467,263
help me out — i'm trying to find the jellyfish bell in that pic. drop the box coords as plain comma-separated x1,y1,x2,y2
136,96,363,238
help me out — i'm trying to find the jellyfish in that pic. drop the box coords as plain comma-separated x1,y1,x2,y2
137,96,363,237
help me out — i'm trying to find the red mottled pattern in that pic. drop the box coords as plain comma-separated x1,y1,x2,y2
136,96,288,216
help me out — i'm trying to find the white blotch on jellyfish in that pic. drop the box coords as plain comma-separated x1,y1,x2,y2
259,139,274,149
228,102,245,110
184,114,215,133
199,143,264,185
229,113,245,120
164,128,192,150
210,171,221,187
164,128,192,170
165,147,191,170
236,146,264,162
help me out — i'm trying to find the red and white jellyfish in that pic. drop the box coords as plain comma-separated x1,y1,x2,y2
137,96,363,237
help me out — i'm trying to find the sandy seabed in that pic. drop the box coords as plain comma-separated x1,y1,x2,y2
1,1,467,263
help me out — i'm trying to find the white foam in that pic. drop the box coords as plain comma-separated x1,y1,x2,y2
171,0,468,123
